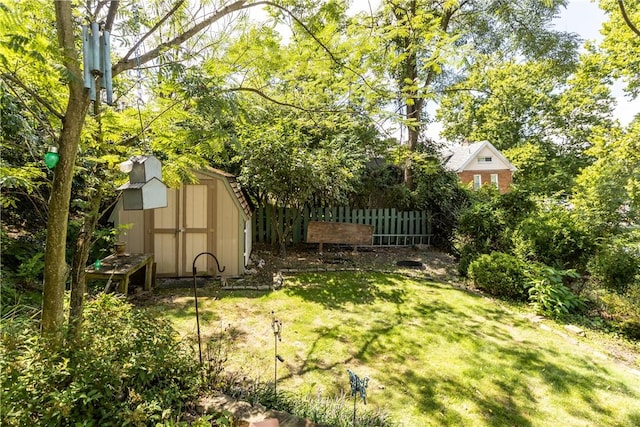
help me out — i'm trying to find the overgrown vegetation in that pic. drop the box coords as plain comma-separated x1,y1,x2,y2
457,188,640,339
1,295,199,426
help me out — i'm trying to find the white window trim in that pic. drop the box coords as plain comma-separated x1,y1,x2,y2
473,174,482,190
477,156,493,163
491,173,499,188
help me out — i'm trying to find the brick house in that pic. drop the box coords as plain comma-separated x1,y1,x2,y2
443,141,516,194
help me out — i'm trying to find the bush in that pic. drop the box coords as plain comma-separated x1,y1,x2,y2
1,294,199,426
588,241,639,294
527,265,585,318
454,188,534,274
1,232,46,286
513,205,595,272
468,252,529,300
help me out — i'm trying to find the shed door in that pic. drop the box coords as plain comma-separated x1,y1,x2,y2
181,184,214,276
151,183,215,276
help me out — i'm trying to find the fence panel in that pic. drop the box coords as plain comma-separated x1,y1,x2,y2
252,206,433,246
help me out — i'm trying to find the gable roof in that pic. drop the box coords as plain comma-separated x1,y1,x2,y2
444,140,517,173
197,167,253,219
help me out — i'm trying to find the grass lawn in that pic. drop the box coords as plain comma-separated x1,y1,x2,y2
148,272,640,426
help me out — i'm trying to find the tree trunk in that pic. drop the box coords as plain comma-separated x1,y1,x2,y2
41,1,90,339
68,187,103,337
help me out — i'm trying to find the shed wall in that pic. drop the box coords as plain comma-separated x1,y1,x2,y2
116,170,249,278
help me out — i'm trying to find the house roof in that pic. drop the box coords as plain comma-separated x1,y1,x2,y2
444,140,516,172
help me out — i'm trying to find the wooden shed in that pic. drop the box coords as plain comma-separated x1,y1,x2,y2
114,168,252,277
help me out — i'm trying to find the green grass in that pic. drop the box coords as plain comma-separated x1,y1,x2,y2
149,272,640,426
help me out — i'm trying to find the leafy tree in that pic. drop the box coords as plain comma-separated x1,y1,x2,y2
572,119,640,234
237,105,369,254
410,145,468,250
600,0,640,97
0,81,49,232
350,0,579,187
437,52,615,196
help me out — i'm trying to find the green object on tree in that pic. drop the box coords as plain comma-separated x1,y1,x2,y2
94,259,101,270
44,147,59,169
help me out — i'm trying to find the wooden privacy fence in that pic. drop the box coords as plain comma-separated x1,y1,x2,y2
252,206,433,246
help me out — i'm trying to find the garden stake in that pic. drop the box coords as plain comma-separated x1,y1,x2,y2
347,369,369,427
271,311,283,405
192,252,226,380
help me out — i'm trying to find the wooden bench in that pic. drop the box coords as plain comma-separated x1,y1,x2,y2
306,221,374,252
85,253,154,294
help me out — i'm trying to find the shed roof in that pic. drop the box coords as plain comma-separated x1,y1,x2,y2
444,140,516,172
198,167,253,218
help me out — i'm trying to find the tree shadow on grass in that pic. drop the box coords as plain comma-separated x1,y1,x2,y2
281,272,406,310
284,277,638,425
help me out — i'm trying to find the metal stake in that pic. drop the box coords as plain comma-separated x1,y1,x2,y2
271,311,283,405
192,252,226,381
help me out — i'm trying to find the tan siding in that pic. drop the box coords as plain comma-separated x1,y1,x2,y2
216,178,241,276
117,207,145,254
182,184,209,275
154,234,178,274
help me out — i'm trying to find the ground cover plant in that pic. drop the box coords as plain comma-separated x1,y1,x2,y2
150,271,640,426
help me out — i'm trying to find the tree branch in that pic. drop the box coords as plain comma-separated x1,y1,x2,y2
112,0,252,76
257,1,381,95
121,0,185,62
224,86,347,112
104,0,119,32
618,0,640,37
1,73,64,120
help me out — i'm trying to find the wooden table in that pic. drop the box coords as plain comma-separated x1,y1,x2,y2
85,253,154,294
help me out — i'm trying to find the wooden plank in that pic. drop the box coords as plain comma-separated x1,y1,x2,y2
306,221,373,245
409,211,415,236
390,208,396,236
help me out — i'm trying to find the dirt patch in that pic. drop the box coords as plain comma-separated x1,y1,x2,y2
241,243,459,286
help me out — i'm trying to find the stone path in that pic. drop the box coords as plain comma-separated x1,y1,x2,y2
197,394,330,427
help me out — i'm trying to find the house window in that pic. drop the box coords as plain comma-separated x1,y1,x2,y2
473,174,482,190
477,156,493,163
491,173,499,188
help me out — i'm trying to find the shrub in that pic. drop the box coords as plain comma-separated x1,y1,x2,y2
457,244,479,277
1,294,199,426
454,188,534,275
1,232,46,286
468,252,529,300
513,205,595,272
588,241,639,294
527,265,585,318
